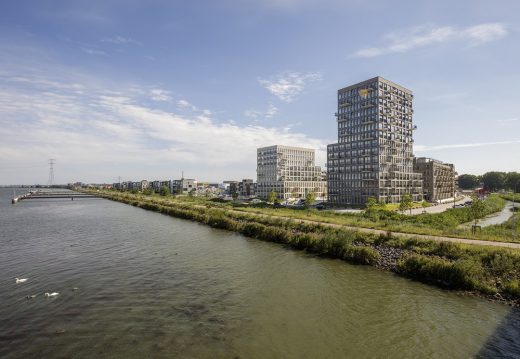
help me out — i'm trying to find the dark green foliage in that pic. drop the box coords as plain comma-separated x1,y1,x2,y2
397,255,485,291
482,172,506,192
458,174,480,190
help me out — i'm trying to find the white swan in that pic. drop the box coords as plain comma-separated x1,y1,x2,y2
16,278,28,283
45,292,59,297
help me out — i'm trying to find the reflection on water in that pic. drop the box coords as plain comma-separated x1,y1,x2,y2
0,189,518,358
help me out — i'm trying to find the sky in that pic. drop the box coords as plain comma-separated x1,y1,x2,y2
0,0,519,185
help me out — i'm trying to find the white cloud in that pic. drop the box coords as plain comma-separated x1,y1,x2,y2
415,140,520,152
351,23,508,58
258,71,322,102
177,99,197,110
245,103,278,119
0,72,328,183
101,35,142,45
149,88,172,102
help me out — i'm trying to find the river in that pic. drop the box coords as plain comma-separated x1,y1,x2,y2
0,188,519,358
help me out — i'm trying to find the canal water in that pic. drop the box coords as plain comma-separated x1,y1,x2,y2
0,188,519,358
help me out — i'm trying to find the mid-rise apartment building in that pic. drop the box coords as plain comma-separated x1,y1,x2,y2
327,76,423,205
257,145,327,200
413,157,456,202
227,179,257,198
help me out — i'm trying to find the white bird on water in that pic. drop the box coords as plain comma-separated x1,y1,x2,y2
15,278,28,283
45,292,59,297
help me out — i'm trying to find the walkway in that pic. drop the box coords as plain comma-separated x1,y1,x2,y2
223,207,520,250
406,196,470,215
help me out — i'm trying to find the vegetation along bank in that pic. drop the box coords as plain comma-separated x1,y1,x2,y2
90,190,520,306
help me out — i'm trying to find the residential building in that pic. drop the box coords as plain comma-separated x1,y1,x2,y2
173,178,195,194
413,157,456,202
327,76,423,205
257,145,327,200
226,179,257,198
238,179,256,197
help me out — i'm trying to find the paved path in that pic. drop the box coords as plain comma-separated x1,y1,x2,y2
406,196,470,215
224,207,520,250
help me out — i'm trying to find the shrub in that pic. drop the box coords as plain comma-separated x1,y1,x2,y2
344,246,381,265
503,280,520,297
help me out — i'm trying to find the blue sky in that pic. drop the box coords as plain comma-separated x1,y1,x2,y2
0,0,519,184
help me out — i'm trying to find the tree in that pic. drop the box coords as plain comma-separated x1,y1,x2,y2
267,190,277,203
482,171,506,192
505,172,520,192
457,174,480,190
159,185,171,197
470,195,486,229
365,197,378,212
232,191,238,201
399,193,412,214
421,200,429,213
305,191,316,207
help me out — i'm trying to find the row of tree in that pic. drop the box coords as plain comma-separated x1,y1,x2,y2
458,171,520,192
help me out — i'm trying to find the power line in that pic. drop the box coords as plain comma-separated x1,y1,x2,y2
48,159,56,186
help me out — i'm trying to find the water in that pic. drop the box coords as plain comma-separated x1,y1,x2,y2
0,188,519,358
478,201,515,227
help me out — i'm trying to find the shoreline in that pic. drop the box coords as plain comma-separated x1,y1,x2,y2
92,191,520,307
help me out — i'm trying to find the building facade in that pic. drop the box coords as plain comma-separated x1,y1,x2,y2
257,145,327,200
327,76,423,205
413,157,456,202
226,179,256,198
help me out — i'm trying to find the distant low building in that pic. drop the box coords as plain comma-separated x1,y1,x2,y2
413,157,456,202
225,179,257,198
173,178,196,194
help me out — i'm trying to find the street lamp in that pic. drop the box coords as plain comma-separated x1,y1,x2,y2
513,185,517,242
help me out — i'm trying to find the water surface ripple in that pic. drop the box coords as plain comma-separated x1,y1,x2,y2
0,189,518,358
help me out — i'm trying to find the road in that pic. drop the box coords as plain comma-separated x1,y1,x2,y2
406,196,470,215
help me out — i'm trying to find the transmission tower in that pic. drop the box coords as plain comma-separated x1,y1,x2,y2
48,159,56,186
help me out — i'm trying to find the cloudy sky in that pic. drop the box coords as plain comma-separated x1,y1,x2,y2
1,0,519,184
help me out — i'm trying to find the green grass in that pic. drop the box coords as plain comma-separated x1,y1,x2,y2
97,190,516,243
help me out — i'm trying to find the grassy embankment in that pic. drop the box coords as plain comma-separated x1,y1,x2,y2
91,190,520,302
139,194,512,243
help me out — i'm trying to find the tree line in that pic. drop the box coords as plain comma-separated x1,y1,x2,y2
458,171,520,192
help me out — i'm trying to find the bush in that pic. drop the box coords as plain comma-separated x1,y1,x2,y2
503,280,520,297
397,254,494,293
344,246,381,265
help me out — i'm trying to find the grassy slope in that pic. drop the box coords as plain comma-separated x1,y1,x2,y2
162,194,513,243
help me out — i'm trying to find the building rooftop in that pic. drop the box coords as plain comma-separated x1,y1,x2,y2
338,76,412,94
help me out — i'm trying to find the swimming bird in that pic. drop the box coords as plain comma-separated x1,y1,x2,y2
16,278,28,283
45,292,59,297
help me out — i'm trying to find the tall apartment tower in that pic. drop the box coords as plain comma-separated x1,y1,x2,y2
257,145,327,200
327,76,423,205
